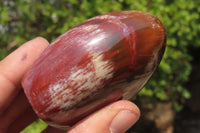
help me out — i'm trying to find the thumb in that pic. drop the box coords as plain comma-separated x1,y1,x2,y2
68,100,140,133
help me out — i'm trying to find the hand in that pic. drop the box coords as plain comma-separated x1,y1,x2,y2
0,37,140,133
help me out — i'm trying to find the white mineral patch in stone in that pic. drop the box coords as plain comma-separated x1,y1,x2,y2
92,54,114,80
95,15,118,20
81,24,99,32
151,21,161,29
150,16,161,29
94,14,129,20
45,53,114,113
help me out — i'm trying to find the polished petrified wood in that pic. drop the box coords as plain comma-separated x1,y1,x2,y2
22,11,166,128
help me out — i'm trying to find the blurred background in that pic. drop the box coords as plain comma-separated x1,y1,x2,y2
0,0,200,133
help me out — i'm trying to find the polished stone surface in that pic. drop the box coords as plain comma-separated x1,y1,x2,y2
22,11,166,127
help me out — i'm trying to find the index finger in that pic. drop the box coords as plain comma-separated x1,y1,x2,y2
0,37,49,113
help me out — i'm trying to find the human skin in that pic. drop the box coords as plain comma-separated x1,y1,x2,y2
0,37,140,133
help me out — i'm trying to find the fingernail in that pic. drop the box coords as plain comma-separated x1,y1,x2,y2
110,110,139,133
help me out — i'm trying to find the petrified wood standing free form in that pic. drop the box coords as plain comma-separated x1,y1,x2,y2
22,11,166,128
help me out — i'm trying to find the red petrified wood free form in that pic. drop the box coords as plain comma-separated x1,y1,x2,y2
22,11,166,128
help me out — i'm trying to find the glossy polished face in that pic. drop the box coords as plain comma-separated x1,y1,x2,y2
22,11,166,127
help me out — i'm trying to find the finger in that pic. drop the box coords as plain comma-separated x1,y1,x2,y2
0,91,30,130
68,100,140,133
0,37,49,85
0,37,49,113
7,106,38,133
